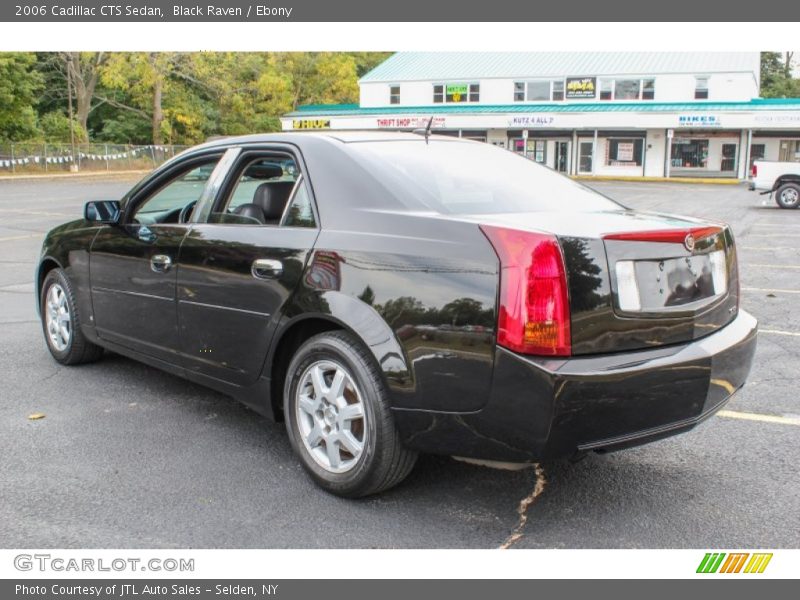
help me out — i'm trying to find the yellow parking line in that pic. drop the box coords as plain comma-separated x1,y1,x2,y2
744,264,800,269
741,287,800,295
746,233,800,237
739,246,799,251
717,410,800,426
0,233,39,242
760,328,800,337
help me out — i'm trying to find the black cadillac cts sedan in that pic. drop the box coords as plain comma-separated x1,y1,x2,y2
37,132,757,497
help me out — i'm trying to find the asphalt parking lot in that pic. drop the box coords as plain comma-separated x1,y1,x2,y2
1,175,798,549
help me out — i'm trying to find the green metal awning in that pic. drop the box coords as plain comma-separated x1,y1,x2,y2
287,98,800,118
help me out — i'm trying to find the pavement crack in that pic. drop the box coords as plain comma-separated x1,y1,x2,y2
499,463,546,550
40,367,62,383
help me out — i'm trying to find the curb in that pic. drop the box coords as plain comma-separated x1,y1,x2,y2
0,170,150,183
572,175,743,185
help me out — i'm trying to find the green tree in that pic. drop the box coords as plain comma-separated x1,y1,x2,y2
39,111,86,143
760,51,800,98
190,52,293,136
2,51,394,144
0,53,42,141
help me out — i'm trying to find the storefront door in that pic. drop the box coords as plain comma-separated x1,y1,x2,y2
578,141,593,174
721,144,737,172
555,141,569,173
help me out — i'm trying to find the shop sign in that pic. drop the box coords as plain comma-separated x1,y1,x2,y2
445,83,468,101
754,114,800,125
375,116,446,129
677,115,721,127
565,77,596,99
508,115,556,127
292,119,330,130
617,142,634,162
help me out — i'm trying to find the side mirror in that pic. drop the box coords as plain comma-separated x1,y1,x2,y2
84,200,121,224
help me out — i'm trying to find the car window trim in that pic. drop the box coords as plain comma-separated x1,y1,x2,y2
190,147,242,224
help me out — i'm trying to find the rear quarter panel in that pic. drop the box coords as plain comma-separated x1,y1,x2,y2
290,214,499,413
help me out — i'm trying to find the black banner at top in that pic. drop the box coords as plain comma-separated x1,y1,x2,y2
3,0,800,21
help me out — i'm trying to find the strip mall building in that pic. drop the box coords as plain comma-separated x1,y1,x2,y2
281,52,800,180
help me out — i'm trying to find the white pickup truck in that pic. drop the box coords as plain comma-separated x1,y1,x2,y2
749,161,800,208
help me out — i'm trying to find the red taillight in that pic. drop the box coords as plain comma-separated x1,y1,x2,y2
751,164,757,178
602,226,721,244
480,225,571,356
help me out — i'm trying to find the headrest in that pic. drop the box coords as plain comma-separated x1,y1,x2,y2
253,181,296,221
232,203,266,224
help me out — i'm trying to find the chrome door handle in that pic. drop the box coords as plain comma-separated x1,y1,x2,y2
150,254,172,273
252,258,283,279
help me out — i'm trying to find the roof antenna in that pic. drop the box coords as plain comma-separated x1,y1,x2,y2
413,116,434,144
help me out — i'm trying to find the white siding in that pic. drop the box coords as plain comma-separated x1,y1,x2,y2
359,72,759,108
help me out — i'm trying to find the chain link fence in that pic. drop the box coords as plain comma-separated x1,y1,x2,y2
0,143,189,174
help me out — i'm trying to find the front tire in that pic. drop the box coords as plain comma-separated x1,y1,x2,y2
40,268,104,365
775,182,800,209
283,331,417,497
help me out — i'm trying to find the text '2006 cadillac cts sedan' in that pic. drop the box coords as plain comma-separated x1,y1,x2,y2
36,131,757,497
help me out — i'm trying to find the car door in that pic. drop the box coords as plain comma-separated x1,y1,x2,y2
89,152,227,365
176,149,320,386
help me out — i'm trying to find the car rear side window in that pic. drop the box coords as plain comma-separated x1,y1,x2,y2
210,157,301,226
348,140,620,215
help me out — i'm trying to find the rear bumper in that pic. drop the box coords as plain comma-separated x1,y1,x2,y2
394,310,758,461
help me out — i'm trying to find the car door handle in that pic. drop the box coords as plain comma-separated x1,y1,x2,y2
252,258,283,279
150,254,172,273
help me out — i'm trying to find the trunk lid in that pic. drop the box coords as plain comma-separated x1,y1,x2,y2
462,209,739,355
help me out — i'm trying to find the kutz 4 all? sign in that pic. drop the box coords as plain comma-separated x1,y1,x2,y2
566,77,596,99
509,115,556,127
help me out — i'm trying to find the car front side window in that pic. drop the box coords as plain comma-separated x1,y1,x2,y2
130,159,221,225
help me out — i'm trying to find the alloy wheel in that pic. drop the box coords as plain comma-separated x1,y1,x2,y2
295,359,366,474
45,283,71,352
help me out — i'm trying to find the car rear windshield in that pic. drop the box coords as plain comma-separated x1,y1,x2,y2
348,139,621,214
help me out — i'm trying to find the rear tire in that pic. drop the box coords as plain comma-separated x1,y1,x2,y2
40,268,104,365
775,182,800,209
283,331,417,497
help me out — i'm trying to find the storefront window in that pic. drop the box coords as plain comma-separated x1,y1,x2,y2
598,78,654,100
552,80,565,101
526,81,551,101
695,77,709,99
642,79,655,100
606,138,644,167
600,79,613,100
749,143,766,169
671,139,709,168
434,83,479,103
513,80,564,102
389,85,400,105
615,80,641,100
779,140,800,162
513,82,525,102
528,139,547,163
